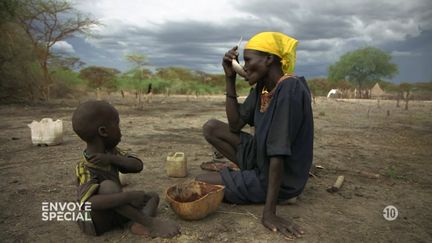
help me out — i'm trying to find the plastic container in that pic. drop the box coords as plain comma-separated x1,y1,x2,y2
166,152,187,177
28,118,63,146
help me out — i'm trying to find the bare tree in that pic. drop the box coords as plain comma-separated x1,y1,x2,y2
399,83,412,110
50,55,85,71
125,54,151,109
16,0,98,100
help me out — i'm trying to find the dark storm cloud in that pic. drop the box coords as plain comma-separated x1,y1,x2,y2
232,0,357,40
82,17,293,72
380,30,432,82
70,0,432,82
229,0,432,81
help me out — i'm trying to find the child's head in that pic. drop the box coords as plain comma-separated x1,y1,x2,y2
72,100,121,149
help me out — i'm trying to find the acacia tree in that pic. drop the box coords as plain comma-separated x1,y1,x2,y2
0,0,18,22
50,55,85,71
16,0,98,100
328,47,398,98
79,66,120,96
0,0,43,101
125,54,151,108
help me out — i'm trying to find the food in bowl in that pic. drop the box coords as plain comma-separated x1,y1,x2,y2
166,181,224,220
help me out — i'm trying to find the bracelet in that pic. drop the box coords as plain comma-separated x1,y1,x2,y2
224,92,238,99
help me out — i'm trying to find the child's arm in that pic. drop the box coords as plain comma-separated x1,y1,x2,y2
88,153,143,173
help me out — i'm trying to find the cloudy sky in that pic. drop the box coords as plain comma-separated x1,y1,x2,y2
55,0,432,83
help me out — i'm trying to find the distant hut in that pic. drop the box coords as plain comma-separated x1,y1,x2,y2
370,83,385,99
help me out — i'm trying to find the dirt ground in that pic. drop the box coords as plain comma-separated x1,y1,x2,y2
0,94,431,242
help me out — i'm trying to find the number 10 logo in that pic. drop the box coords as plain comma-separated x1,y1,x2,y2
383,205,398,221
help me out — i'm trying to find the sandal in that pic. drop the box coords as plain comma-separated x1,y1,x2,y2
200,161,239,172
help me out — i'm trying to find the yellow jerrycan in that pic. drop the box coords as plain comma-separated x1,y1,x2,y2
166,152,187,178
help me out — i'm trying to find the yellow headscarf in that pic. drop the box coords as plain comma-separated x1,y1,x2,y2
244,32,298,74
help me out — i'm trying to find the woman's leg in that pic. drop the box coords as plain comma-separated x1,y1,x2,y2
198,119,245,185
202,119,241,163
195,172,223,185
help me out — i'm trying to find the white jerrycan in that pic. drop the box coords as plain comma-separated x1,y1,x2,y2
28,118,63,146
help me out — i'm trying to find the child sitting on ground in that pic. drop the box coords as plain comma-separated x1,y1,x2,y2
72,100,180,238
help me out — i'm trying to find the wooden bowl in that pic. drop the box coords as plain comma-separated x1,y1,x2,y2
165,181,224,220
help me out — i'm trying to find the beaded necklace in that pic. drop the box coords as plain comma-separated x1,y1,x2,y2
260,74,293,112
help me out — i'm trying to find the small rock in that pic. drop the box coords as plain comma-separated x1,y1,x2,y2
17,188,27,194
48,188,59,193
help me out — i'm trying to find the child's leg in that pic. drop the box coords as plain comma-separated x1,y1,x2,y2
90,180,129,235
140,192,159,217
129,192,158,236
92,180,179,238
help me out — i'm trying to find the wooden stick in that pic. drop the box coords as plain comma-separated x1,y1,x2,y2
217,210,257,219
333,175,345,189
357,170,380,179
331,167,381,179
327,175,345,193
244,210,259,220
309,171,318,178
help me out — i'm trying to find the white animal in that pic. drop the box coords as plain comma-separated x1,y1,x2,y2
327,89,342,98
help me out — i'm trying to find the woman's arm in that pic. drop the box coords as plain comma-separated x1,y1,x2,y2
262,156,304,239
225,78,246,132
223,46,247,132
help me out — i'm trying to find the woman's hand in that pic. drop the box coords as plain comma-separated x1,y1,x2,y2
262,212,304,240
222,46,239,80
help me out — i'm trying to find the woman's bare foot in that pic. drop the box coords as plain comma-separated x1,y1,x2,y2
130,223,151,237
